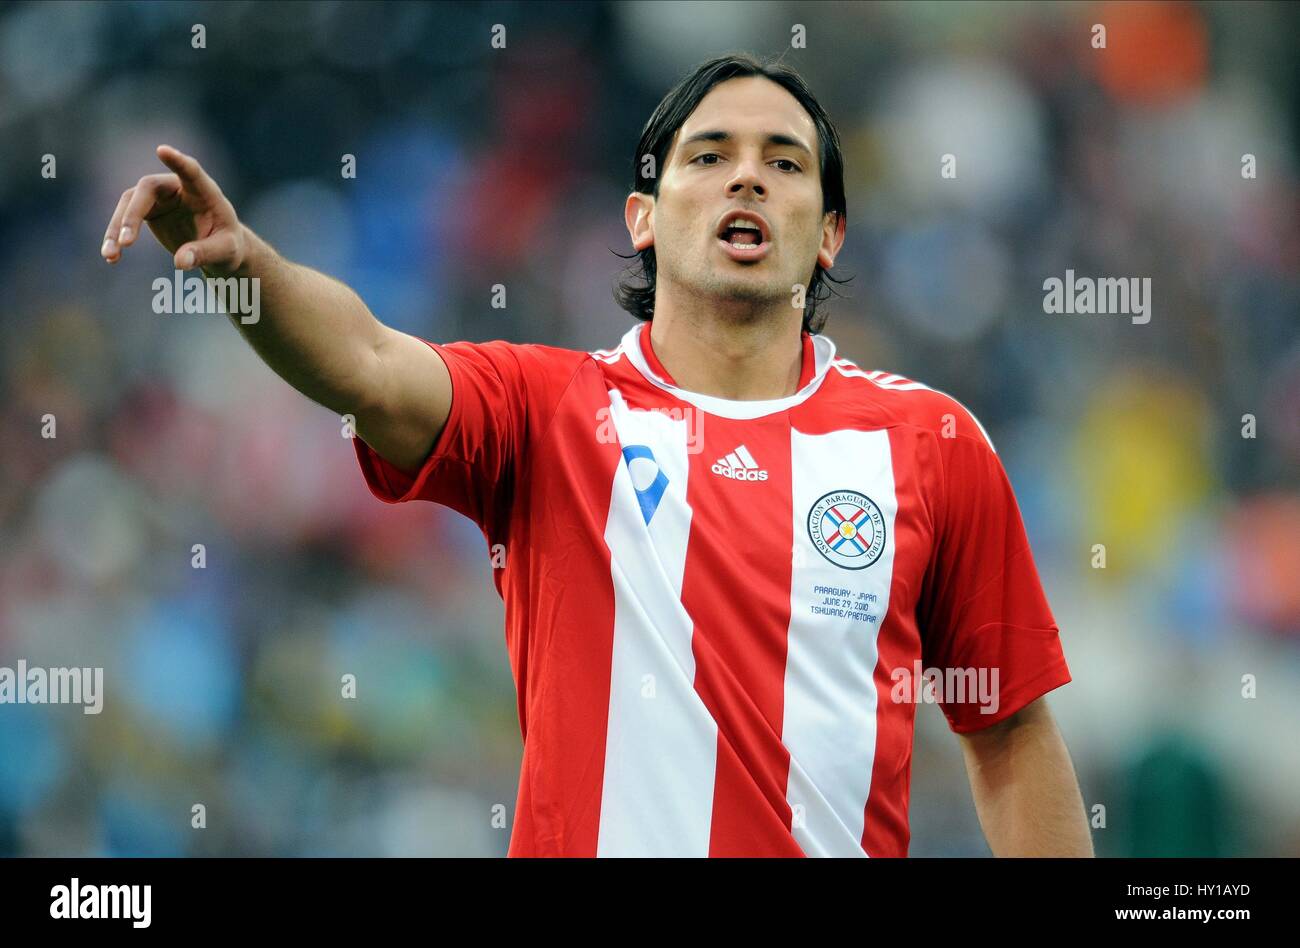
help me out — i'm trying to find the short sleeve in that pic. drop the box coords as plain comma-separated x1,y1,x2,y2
353,339,583,538
918,424,1071,733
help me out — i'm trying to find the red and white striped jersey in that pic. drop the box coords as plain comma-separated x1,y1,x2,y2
354,322,1070,857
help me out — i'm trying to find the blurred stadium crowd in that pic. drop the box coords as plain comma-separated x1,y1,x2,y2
0,0,1297,856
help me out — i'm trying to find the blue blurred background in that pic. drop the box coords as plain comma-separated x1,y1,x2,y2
0,0,1297,856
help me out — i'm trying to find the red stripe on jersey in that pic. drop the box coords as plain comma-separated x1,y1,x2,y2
679,417,804,857
860,426,929,855
506,362,623,856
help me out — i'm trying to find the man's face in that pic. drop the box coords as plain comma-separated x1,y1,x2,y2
626,76,844,316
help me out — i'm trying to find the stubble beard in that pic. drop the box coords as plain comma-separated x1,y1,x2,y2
665,246,790,325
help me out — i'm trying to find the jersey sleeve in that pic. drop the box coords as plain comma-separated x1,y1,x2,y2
918,417,1071,733
352,339,584,539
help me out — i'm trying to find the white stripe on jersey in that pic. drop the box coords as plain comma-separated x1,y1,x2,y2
597,389,716,856
783,427,898,856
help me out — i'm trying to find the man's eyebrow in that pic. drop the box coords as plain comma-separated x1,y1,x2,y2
678,129,814,157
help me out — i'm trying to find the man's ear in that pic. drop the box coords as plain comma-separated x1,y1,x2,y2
817,209,846,270
625,191,655,252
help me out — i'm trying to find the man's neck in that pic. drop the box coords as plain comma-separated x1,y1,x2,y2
647,294,804,401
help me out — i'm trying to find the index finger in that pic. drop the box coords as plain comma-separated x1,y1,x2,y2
155,145,219,200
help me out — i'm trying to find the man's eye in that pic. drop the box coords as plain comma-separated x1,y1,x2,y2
692,154,801,172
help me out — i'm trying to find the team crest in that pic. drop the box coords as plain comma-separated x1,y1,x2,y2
806,490,886,570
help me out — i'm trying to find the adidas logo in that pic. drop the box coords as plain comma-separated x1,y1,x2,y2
711,445,768,481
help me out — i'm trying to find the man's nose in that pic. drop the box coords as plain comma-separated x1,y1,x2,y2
726,159,766,197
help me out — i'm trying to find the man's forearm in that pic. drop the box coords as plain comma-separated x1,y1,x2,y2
219,226,385,417
958,701,1094,857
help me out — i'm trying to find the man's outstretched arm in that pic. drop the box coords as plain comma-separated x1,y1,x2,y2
956,697,1094,857
101,144,449,474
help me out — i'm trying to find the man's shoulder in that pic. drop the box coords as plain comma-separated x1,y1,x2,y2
437,337,597,375
825,356,996,451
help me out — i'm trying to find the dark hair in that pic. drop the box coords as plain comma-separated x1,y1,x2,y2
613,52,850,334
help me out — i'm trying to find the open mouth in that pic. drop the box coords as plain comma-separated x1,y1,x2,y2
720,221,763,248
716,211,771,261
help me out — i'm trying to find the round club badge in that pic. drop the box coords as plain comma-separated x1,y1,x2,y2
806,490,886,570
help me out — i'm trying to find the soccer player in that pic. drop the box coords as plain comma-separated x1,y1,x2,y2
101,53,1092,857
